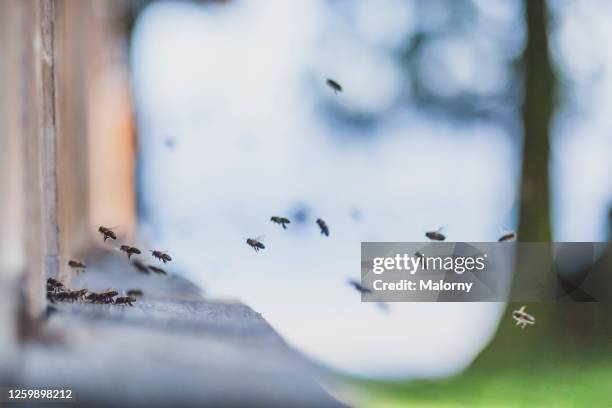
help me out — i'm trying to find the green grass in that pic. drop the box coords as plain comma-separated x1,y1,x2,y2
334,354,612,408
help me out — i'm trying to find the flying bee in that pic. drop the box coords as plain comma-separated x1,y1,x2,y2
326,78,342,94
246,237,265,252
98,225,117,242
512,305,535,329
47,277,65,293
148,265,167,276
347,279,371,294
67,260,87,275
316,218,329,237
498,230,517,242
425,228,445,241
126,289,143,297
120,245,142,259
347,279,390,312
114,296,135,306
68,260,86,269
150,250,172,263
270,216,291,230
131,260,149,274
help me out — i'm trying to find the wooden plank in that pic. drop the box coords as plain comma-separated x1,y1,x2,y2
19,0,46,319
54,0,93,283
0,0,22,379
39,0,61,285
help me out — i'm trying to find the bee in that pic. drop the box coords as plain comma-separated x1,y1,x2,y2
246,237,265,252
148,265,167,276
120,245,142,259
98,225,117,242
316,218,329,237
67,289,88,302
150,250,172,263
48,289,88,303
47,277,65,293
270,216,291,230
86,290,117,304
347,279,389,312
67,260,87,275
326,78,342,94
68,260,86,269
347,279,371,294
498,230,517,242
126,289,143,297
425,228,445,241
48,292,69,303
114,296,136,306
512,305,535,329
131,260,149,274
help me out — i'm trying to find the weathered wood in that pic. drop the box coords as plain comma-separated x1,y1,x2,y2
17,257,344,407
19,0,46,319
0,0,23,379
39,0,61,285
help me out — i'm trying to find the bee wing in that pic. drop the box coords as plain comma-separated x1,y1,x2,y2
254,235,265,242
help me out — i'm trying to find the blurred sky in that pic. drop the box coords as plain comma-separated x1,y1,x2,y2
130,0,611,378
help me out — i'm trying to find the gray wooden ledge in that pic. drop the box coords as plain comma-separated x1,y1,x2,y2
12,254,345,407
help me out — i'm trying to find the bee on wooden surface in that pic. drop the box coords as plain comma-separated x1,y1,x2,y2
270,216,291,230
131,260,149,274
425,228,445,241
347,279,372,294
498,230,517,242
512,305,535,329
66,289,88,302
326,78,342,94
86,290,117,304
119,245,142,259
126,289,143,297
48,292,69,303
97,225,117,242
150,250,172,263
114,296,136,306
246,237,265,252
148,265,167,276
47,277,65,293
316,218,329,237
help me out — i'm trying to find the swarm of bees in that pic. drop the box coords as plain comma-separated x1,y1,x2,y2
46,277,134,307
45,224,176,310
